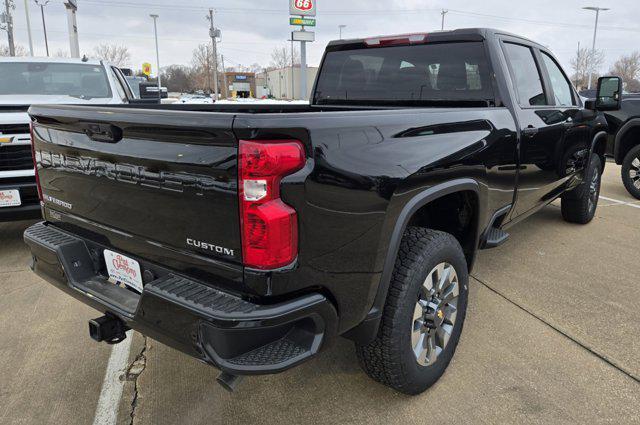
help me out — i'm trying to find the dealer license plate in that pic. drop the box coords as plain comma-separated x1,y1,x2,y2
0,189,21,207
104,249,144,293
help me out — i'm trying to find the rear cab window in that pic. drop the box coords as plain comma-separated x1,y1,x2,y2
314,41,495,107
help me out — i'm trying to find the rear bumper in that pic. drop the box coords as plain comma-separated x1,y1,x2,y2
0,180,41,222
24,222,338,375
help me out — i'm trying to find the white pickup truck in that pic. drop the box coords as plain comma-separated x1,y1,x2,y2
0,57,137,221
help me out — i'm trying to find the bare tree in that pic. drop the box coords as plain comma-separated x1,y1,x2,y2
571,47,605,90
610,52,640,93
93,44,131,67
0,44,27,56
191,43,216,92
270,45,300,70
161,65,192,93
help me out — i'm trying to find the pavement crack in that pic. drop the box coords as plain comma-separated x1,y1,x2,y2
471,275,640,385
125,335,148,425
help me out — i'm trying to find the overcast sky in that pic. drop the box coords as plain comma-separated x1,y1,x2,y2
5,0,638,75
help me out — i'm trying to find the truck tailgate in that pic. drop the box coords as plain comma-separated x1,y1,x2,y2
29,105,242,267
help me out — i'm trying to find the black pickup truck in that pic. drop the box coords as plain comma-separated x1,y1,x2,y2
24,28,621,395
601,95,640,198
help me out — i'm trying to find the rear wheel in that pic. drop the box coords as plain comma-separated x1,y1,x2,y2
355,228,468,395
621,145,640,200
561,154,602,224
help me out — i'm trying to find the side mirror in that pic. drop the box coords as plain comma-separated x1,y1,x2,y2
595,76,623,111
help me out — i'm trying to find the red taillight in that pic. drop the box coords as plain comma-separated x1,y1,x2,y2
238,140,306,270
364,33,429,47
29,122,43,202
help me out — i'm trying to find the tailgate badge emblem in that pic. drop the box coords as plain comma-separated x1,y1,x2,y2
187,238,235,257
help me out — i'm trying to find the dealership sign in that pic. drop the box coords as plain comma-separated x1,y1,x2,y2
290,0,316,16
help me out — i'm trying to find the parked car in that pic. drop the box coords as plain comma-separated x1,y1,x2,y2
24,28,619,395
0,57,138,221
601,94,640,198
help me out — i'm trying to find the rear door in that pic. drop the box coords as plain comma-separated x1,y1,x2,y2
501,39,587,218
30,105,242,267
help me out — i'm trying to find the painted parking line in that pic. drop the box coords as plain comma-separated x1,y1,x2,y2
92,331,133,425
600,196,640,209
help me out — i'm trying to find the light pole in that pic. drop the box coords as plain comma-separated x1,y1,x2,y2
34,0,50,56
583,6,610,90
24,0,34,56
150,14,161,98
338,24,346,40
64,0,79,58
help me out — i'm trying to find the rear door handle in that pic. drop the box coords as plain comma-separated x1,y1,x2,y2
522,126,538,138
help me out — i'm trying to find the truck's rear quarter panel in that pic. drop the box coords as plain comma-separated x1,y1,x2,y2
235,107,517,331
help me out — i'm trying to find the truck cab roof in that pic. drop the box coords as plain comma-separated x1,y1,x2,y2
327,27,544,50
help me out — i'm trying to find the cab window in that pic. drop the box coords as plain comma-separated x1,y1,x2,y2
503,42,546,106
541,52,575,106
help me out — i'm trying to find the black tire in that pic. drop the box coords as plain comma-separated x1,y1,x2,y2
561,154,602,224
355,228,469,395
621,145,640,200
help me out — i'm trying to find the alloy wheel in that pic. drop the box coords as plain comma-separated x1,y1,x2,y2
588,166,600,214
629,156,640,190
411,262,459,366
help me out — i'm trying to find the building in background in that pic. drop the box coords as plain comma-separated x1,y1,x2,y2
266,66,318,100
218,72,257,98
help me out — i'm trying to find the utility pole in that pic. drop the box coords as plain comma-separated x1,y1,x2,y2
150,14,161,98
583,6,610,90
441,9,448,31
3,0,15,56
23,0,33,55
338,24,346,40
34,0,50,56
207,9,219,100
64,0,79,58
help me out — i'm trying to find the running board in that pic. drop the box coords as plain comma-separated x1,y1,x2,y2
483,227,510,249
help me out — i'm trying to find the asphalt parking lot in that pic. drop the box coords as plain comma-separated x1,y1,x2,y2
1,163,639,425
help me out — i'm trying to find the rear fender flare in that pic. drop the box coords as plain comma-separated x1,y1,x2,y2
344,179,481,345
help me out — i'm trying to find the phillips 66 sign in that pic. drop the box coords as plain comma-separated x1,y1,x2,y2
290,0,316,16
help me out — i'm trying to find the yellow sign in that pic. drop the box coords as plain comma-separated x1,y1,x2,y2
142,62,152,76
0,137,13,144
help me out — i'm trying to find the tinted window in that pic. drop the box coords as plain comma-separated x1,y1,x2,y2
314,42,494,106
0,62,112,99
541,52,574,106
503,43,546,106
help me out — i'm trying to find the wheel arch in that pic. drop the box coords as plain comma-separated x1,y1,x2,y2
614,119,640,164
343,179,483,345
591,130,609,170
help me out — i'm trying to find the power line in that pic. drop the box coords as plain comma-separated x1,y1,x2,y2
77,1,640,33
